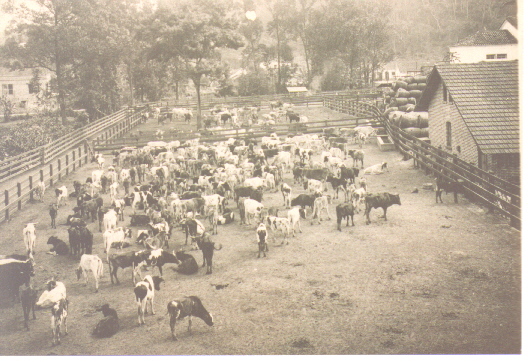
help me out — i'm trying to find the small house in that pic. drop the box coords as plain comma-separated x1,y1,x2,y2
415,61,519,184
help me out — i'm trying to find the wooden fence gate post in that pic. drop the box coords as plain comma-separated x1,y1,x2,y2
5,190,9,221
29,176,33,202
17,182,21,210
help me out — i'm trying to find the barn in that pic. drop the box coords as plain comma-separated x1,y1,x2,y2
415,60,519,184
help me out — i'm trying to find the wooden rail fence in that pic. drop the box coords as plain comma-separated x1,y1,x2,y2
0,107,146,224
324,96,521,229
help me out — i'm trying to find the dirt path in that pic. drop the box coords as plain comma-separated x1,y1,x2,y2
0,107,520,355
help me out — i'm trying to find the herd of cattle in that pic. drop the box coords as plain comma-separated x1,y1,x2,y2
0,118,465,348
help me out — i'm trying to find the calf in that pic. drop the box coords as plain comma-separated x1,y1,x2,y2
363,162,388,175
55,186,68,207
92,304,119,338
352,187,367,212
49,204,58,228
76,254,104,292
434,177,462,203
108,250,150,285
266,216,292,243
103,209,118,231
167,296,214,340
312,195,331,224
35,181,46,202
327,176,347,199
287,206,306,235
196,233,222,275
23,223,38,256
103,227,132,260
291,194,317,211
256,223,268,257
20,285,38,330
336,203,355,231
145,249,180,277
134,275,164,325
243,198,265,225
364,192,401,225
47,236,69,256
50,298,69,346
348,149,365,168
304,178,324,194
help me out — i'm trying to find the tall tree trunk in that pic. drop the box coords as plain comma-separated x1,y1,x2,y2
53,7,67,125
192,75,202,130
127,62,135,106
276,24,281,93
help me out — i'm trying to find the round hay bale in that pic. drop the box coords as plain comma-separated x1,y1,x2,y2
404,104,415,112
395,98,409,106
409,90,423,98
383,107,399,117
389,111,406,123
396,89,411,98
403,127,422,137
417,115,429,128
388,90,396,97
398,105,409,111
416,83,427,90
407,83,420,90
400,112,420,128
393,81,408,90
408,97,416,105
404,76,415,84
414,75,428,83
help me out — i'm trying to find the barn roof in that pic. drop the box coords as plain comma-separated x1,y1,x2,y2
454,29,517,46
415,61,519,154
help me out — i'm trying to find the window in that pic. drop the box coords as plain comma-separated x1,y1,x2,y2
446,122,452,149
391,72,396,76
497,54,507,59
443,82,453,103
2,84,14,95
486,54,496,59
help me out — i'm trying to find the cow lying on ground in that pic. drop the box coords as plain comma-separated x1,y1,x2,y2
134,275,164,325
47,236,69,256
364,192,401,225
336,203,355,231
92,304,119,338
175,250,199,275
167,296,214,340
363,162,388,175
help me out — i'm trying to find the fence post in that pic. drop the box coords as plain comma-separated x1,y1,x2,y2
5,190,9,221
65,155,69,175
57,159,61,180
29,175,33,202
40,146,46,165
72,150,76,171
40,170,44,182
49,164,53,187
17,182,21,210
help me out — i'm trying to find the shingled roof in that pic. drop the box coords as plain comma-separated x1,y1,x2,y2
454,29,517,46
415,61,519,154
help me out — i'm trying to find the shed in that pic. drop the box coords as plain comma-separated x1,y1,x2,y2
286,86,308,96
415,60,519,184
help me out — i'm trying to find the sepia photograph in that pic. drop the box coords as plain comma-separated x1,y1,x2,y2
0,0,522,356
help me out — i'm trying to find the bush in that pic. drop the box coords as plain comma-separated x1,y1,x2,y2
0,116,74,160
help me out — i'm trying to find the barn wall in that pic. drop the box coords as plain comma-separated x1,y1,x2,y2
428,83,479,166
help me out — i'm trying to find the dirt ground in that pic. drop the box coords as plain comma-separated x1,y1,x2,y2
0,106,521,355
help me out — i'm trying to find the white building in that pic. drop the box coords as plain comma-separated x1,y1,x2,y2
449,18,518,63
0,67,53,112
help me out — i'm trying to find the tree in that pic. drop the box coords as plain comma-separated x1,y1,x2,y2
145,0,244,129
240,18,264,72
0,96,15,123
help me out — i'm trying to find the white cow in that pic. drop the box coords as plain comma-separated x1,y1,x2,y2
103,227,131,260
134,275,164,325
287,206,305,235
243,199,265,225
92,170,104,185
23,223,38,256
36,281,67,308
103,209,118,231
312,195,332,224
304,179,324,194
109,182,119,201
76,254,104,292
55,186,68,207
35,181,46,202
363,162,388,175
243,177,265,189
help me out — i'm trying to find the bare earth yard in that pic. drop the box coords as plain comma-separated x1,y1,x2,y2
0,106,521,355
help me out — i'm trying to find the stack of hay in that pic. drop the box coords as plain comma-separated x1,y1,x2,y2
382,75,429,138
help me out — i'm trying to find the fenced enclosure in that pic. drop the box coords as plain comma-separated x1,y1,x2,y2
323,96,521,229
0,107,147,224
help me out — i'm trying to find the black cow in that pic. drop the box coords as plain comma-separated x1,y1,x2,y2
287,111,300,123
0,259,34,303
435,177,463,203
234,186,263,203
327,176,348,199
263,148,279,159
146,250,180,277
67,226,93,257
108,250,150,285
302,168,330,182
339,166,360,183
47,236,69,256
20,285,38,330
336,203,355,231
175,251,199,275
293,167,304,184
291,194,318,210
364,192,401,225
92,304,119,338
181,191,202,200
167,296,214,340
196,233,222,275
130,214,150,226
